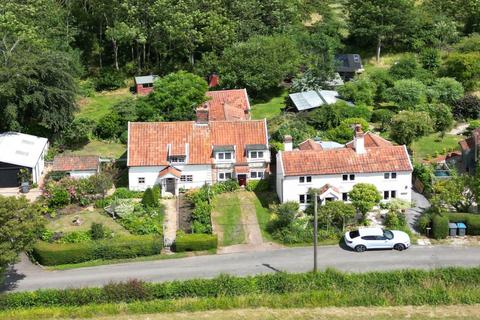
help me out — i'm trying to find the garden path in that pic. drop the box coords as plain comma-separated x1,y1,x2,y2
163,198,178,248
218,191,282,254
448,122,468,135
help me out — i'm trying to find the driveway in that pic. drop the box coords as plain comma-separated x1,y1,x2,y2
407,189,430,233
4,245,480,292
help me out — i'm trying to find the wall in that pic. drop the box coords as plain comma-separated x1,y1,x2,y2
128,165,212,191
279,170,412,210
136,84,154,95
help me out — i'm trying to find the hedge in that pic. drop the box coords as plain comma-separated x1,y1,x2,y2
174,234,217,252
245,179,270,192
432,214,449,239
447,213,480,235
31,235,162,266
2,268,480,310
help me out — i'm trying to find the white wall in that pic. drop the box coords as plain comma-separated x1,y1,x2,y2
279,170,412,210
70,170,97,179
276,152,285,203
129,165,212,191
32,142,48,184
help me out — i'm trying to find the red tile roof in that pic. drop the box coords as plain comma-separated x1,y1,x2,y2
280,145,412,176
128,120,268,167
158,166,182,178
204,89,250,121
52,155,100,172
345,132,393,149
299,139,323,151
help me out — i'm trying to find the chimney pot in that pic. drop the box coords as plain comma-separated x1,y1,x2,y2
353,124,365,154
196,106,209,124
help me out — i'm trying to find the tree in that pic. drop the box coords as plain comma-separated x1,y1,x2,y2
344,0,417,61
105,22,138,70
389,55,420,80
389,111,433,147
386,79,427,110
429,77,464,106
326,118,370,144
0,196,44,269
372,109,395,131
317,201,356,231
431,175,475,213
349,183,382,218
419,48,441,71
417,103,454,136
269,113,317,147
337,78,376,106
90,173,113,198
216,35,301,95
453,94,480,119
442,52,480,91
364,68,394,103
145,71,208,121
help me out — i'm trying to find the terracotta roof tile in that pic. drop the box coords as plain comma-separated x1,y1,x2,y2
52,155,100,172
158,166,182,178
204,89,250,121
345,132,393,148
128,120,267,167
280,145,412,176
299,139,323,150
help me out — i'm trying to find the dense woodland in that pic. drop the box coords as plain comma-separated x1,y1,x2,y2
0,0,479,143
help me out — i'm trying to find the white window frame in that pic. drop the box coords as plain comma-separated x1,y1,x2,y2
299,194,312,204
391,172,397,179
170,156,186,164
384,172,390,179
249,151,264,159
299,176,312,184
250,170,264,180
342,174,355,181
384,190,397,200
217,152,233,161
180,175,193,182
138,177,145,184
218,171,233,181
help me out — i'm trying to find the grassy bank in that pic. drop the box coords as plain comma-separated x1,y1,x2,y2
251,91,287,120
213,193,245,246
411,133,462,161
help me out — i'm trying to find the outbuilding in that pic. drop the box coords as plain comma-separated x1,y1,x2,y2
52,155,101,179
134,75,159,95
0,132,49,187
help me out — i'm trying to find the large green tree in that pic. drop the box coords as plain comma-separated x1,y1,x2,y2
349,183,382,218
389,111,433,147
0,196,44,270
344,0,416,61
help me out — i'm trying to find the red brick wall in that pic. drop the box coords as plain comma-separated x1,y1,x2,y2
136,84,154,95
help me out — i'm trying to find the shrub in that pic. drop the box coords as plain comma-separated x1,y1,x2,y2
60,231,92,244
174,234,217,252
95,198,112,209
246,179,270,192
31,235,162,266
453,94,480,120
432,214,449,239
90,223,105,240
94,69,125,91
371,109,395,131
447,213,480,235
113,187,143,199
418,214,432,235
48,186,70,208
141,188,157,207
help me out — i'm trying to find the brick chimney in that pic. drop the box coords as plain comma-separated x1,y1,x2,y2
196,105,209,124
353,124,365,154
208,73,219,88
284,135,293,152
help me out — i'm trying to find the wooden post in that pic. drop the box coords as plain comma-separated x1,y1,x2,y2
313,192,318,273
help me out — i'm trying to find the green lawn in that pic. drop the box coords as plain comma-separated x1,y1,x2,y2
76,88,132,121
65,140,126,159
213,193,245,246
411,133,463,162
253,191,278,242
46,209,131,236
251,90,287,120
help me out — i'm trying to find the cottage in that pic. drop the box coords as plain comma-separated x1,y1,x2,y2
276,126,413,210
0,132,48,187
335,54,365,80
288,90,352,112
134,75,159,95
127,118,269,195
52,155,101,179
458,128,480,174
199,89,251,121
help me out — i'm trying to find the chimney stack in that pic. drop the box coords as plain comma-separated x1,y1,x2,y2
196,105,209,124
353,124,365,154
208,73,220,88
284,135,293,152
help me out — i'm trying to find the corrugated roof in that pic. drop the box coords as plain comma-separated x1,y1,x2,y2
289,90,348,111
134,75,159,84
0,132,48,168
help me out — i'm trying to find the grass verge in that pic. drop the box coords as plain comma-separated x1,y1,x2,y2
213,193,245,246
76,89,132,121
253,191,278,242
251,90,287,120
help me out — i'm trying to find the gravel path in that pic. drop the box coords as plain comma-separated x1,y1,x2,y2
163,198,178,247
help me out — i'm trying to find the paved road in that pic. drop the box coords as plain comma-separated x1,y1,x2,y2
4,245,480,292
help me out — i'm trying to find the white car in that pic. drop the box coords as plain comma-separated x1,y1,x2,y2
344,227,411,252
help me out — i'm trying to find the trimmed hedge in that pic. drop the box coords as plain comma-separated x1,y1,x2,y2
32,235,162,266
447,213,480,235
2,268,480,310
245,179,270,192
432,214,449,239
174,234,217,252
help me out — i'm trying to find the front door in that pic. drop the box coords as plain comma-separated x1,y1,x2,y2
166,178,176,194
237,174,247,187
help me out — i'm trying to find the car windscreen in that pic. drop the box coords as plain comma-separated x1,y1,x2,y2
383,230,394,240
349,230,360,238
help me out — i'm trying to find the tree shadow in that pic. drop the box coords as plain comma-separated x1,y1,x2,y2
0,266,25,293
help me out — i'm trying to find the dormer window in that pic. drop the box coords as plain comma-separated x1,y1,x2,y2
217,152,233,160
249,151,264,159
169,156,186,164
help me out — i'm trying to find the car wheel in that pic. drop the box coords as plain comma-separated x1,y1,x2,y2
394,243,405,251
355,245,367,253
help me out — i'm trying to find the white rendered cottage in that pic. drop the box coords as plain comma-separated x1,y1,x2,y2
127,118,270,195
276,126,413,210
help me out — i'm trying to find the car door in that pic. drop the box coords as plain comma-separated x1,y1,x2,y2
361,236,378,249
374,235,391,249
